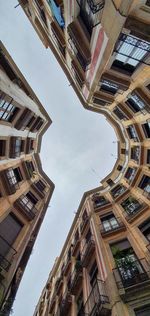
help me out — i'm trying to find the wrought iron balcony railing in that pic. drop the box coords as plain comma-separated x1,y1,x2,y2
113,258,150,290
123,201,147,222
0,235,17,272
68,38,88,71
78,279,110,316
70,261,83,295
77,0,105,13
81,236,95,267
100,217,126,236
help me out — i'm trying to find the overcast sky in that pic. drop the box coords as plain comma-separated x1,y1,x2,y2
0,1,117,315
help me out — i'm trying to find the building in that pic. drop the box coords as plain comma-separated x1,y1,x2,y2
0,42,54,315
19,0,150,315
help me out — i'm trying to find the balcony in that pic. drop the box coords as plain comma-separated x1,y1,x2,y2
14,108,33,130
113,258,150,300
55,277,63,296
0,169,19,195
79,279,110,316
34,0,47,26
71,59,85,88
31,182,45,199
93,90,114,106
70,261,83,295
72,238,80,257
69,38,88,71
110,185,128,202
92,195,111,211
59,289,72,316
126,125,139,142
81,236,95,267
138,175,150,199
22,161,35,179
14,198,37,221
76,0,105,33
101,72,130,93
63,254,71,276
0,235,17,273
121,198,148,223
51,20,66,58
68,16,91,66
9,137,21,158
80,216,89,235
124,167,137,185
131,146,140,163
25,138,34,154
100,217,126,237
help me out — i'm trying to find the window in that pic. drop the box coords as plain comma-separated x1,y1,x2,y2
93,195,108,207
147,149,150,164
0,213,23,268
125,167,137,183
106,178,114,186
20,191,38,211
126,93,146,113
89,260,98,287
0,95,18,122
6,167,22,187
142,122,150,138
138,175,150,193
131,146,140,162
127,125,138,141
139,218,150,242
113,106,128,120
111,184,126,198
112,33,150,75
101,214,119,232
35,180,46,192
111,240,145,287
117,165,123,171
100,79,118,95
121,148,127,155
30,116,44,132
0,140,6,157
24,160,35,178
121,196,141,215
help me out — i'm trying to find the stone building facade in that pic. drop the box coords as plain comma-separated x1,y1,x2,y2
0,42,54,315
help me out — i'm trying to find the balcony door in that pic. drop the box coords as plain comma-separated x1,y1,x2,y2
111,240,144,287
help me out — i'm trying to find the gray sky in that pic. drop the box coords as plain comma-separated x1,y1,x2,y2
0,1,117,315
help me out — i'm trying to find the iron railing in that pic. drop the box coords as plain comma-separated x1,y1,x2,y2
70,260,83,290
93,198,110,209
113,258,150,289
76,0,105,13
111,185,126,199
114,33,150,66
123,201,145,221
100,217,125,235
78,279,110,315
0,235,17,272
81,236,95,265
76,0,105,31
68,38,88,71
34,0,47,26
